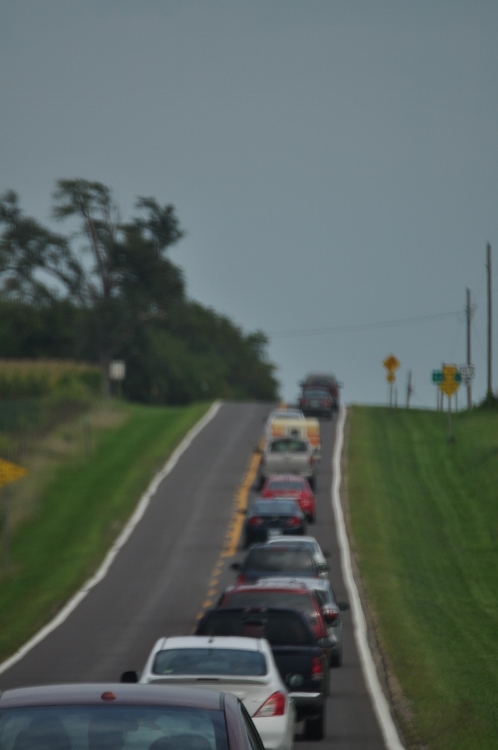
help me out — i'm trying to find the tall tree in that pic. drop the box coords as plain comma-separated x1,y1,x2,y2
51,180,185,393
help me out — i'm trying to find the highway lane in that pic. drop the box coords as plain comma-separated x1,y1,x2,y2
0,401,390,750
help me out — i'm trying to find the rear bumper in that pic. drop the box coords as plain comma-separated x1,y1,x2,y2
288,691,324,719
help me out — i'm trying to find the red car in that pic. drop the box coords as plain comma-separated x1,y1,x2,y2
260,474,316,522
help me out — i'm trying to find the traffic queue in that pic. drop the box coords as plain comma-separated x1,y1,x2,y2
120,400,349,749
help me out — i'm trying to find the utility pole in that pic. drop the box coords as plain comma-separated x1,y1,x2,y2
406,370,412,408
466,287,472,409
486,243,493,398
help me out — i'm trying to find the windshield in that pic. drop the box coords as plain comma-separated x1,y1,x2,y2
152,648,266,677
0,705,228,750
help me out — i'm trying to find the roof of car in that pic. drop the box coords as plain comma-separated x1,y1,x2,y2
264,474,308,483
152,635,266,652
224,580,312,594
0,683,224,710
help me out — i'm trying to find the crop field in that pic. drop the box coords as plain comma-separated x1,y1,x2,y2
346,405,498,750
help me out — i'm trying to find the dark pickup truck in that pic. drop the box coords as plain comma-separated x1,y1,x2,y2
195,607,329,740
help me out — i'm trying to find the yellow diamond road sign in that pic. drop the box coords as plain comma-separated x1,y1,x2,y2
383,355,400,372
439,379,459,397
0,458,28,488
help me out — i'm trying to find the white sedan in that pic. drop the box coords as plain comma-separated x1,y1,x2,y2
137,635,296,750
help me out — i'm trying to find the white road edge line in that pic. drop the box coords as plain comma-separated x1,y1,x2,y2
0,400,222,677
332,405,405,750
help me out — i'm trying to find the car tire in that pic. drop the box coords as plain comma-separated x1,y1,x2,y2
305,706,325,741
330,649,343,667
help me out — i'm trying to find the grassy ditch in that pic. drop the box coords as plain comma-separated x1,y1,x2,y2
0,399,210,662
347,405,498,750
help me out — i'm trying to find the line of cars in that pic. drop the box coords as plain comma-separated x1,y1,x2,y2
0,401,347,750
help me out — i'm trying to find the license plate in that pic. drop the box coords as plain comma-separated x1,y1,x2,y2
268,528,281,538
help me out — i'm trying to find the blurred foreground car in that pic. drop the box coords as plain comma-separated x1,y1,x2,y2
0,683,266,750
230,543,326,584
243,498,307,548
124,635,295,750
260,475,316,522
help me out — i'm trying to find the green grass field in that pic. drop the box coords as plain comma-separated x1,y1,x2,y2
0,400,210,662
347,405,498,750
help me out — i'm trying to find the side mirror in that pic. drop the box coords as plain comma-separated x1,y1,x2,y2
230,562,241,571
120,671,140,683
317,637,333,649
338,601,350,612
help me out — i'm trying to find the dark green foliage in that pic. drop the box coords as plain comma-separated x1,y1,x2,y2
0,183,279,404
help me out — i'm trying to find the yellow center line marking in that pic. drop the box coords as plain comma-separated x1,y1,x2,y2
193,435,265,629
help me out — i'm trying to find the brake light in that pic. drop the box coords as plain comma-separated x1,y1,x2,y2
285,517,302,527
253,691,287,717
311,656,324,680
236,573,247,584
248,517,264,526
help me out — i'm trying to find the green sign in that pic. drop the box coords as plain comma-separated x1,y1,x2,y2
432,370,443,383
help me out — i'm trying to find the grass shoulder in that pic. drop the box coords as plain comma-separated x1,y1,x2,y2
0,399,211,662
346,405,498,750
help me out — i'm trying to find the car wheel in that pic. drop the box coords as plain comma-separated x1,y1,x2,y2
330,648,343,667
307,512,315,523
305,707,325,741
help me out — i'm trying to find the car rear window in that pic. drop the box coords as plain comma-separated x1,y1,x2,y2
0,705,228,750
267,479,304,491
269,440,307,453
303,390,330,399
197,611,314,647
223,591,315,617
244,547,314,573
152,648,267,677
252,500,298,514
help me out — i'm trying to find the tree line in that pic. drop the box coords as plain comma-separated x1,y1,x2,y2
0,180,279,404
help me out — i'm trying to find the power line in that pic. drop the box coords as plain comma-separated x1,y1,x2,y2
268,310,462,339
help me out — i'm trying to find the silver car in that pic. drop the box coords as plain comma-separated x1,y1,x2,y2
257,437,316,490
134,635,296,750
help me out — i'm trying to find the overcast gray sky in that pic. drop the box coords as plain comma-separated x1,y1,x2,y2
1,1,497,407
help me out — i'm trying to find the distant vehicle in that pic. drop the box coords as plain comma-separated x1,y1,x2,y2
263,536,330,575
243,498,307,548
195,608,329,740
266,417,321,459
299,373,340,411
128,635,296,750
230,542,326,583
253,576,350,667
0,683,266,750
298,387,334,420
260,475,316,522
256,437,316,490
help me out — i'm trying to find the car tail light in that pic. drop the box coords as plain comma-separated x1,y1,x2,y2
311,656,324,681
324,608,339,623
285,516,302,527
253,691,287,717
236,573,247,584
248,517,264,526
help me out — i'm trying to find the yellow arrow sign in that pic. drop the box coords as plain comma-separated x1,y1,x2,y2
439,379,459,397
383,354,400,372
0,458,28,488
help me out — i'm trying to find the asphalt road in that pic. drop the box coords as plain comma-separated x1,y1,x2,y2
0,401,388,750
